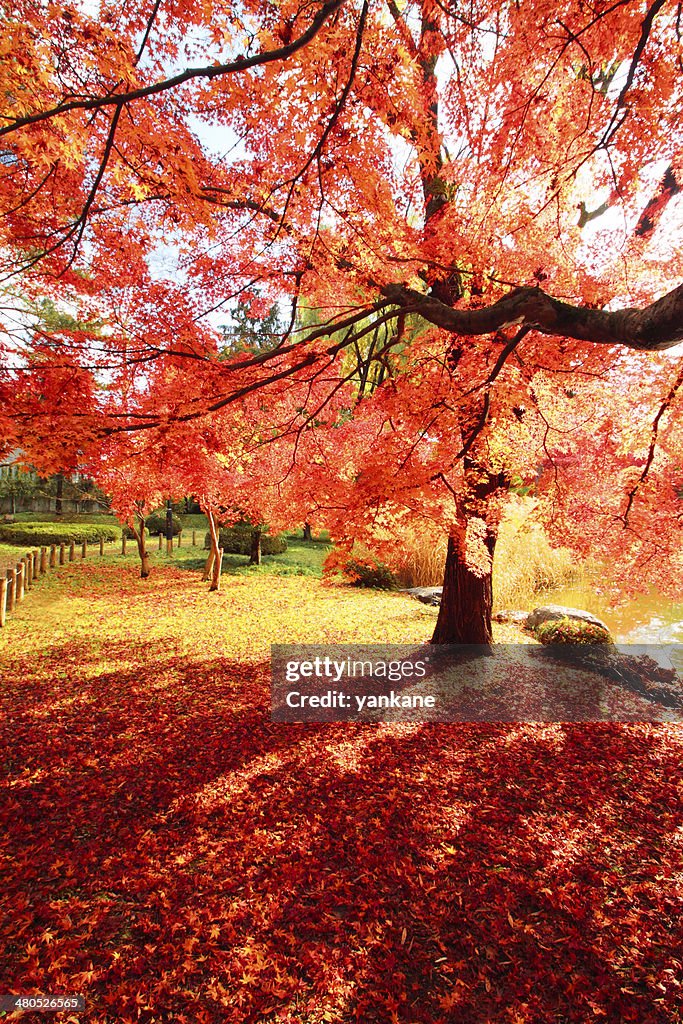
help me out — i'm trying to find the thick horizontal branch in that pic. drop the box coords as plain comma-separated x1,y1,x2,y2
381,281,683,351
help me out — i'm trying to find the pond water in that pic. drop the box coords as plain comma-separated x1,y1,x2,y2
534,582,683,644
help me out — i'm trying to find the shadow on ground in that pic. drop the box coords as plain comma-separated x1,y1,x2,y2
1,635,682,1023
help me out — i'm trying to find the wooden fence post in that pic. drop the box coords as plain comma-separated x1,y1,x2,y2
192,530,196,547
158,533,163,550
81,540,87,559
59,543,65,565
0,577,7,627
99,537,104,557
122,534,127,555
177,532,182,548
16,562,24,602
33,549,39,576
50,545,57,568
69,541,75,561
6,568,16,612
25,553,32,589
40,547,47,574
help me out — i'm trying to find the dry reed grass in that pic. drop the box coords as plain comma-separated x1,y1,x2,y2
394,501,594,611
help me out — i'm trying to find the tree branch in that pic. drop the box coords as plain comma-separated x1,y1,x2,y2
0,0,346,138
622,361,683,522
381,281,683,351
635,164,681,238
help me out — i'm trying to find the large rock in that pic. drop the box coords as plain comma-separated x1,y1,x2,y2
403,586,442,607
526,605,609,632
493,609,529,625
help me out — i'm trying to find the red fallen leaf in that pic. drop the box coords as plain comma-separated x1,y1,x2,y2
3,563,683,1024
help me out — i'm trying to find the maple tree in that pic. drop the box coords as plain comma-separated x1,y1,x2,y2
93,441,175,577
1,0,682,639
146,419,290,591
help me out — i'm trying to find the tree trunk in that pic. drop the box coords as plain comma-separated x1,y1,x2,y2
133,513,150,578
249,527,262,565
139,550,151,578
209,547,223,592
165,500,174,556
203,548,215,581
431,531,495,645
303,522,313,541
431,446,506,645
204,509,222,587
55,473,63,516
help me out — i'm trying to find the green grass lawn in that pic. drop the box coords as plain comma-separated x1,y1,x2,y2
0,518,332,579
212,532,331,578
152,529,331,579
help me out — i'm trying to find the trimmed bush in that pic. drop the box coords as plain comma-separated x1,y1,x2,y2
122,524,146,539
258,533,288,556
145,512,182,536
535,617,613,646
0,522,119,546
122,513,183,539
204,523,288,556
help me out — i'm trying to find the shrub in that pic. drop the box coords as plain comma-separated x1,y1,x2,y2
259,532,288,556
204,523,288,556
121,524,146,539
535,617,613,646
325,549,398,590
145,512,182,536
346,557,398,590
0,523,119,546
122,512,182,538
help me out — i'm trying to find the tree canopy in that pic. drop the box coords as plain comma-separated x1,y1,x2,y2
1,0,682,638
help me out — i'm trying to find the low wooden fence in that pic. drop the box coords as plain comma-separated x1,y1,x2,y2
0,530,202,628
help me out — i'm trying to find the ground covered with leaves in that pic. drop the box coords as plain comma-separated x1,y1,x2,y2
1,560,682,1023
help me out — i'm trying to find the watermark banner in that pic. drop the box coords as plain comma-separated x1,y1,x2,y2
271,644,683,723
